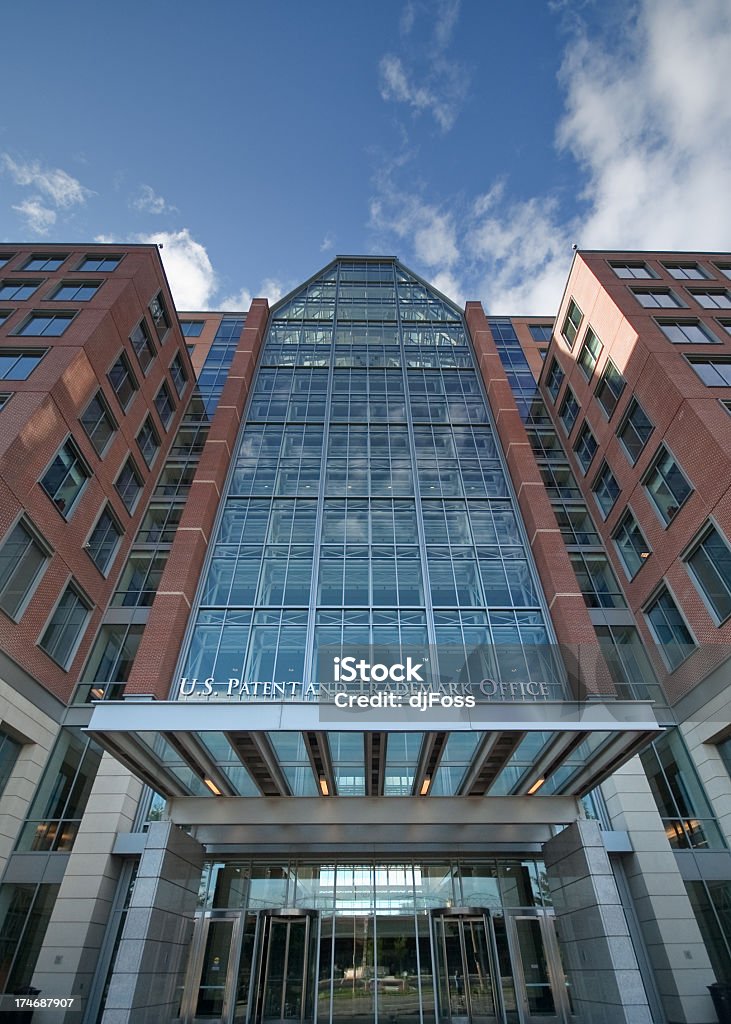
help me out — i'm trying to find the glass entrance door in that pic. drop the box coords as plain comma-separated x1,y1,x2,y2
503,911,569,1024
187,912,246,1023
431,909,500,1024
252,910,318,1024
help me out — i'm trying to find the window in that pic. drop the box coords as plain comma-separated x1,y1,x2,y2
594,623,659,701
553,503,600,545
569,552,626,608
561,299,582,349
641,730,723,850
539,464,581,499
0,393,11,411
115,457,143,513
610,261,655,279
0,280,41,301
664,263,709,280
0,254,15,269
85,506,123,575
685,524,731,623
108,353,138,410
50,281,100,302
646,587,695,669
595,359,625,418
689,289,731,309
112,552,168,607
23,254,66,272
577,327,602,379
644,446,692,524
0,520,49,619
617,398,653,463
632,288,683,308
149,291,170,341
0,310,13,326
169,352,189,397
40,440,90,518
79,391,116,455
136,415,161,467
545,358,564,401
716,263,731,280
688,357,731,386
592,461,621,518
0,349,46,380
722,400,731,416
39,583,91,669
0,728,21,797
614,510,650,578
154,382,175,428
129,319,155,373
574,421,598,473
559,387,580,434
657,319,718,344
16,312,75,336
77,255,121,272
180,319,205,337
16,728,101,852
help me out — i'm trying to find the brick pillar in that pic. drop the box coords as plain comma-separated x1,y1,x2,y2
465,303,616,696
543,818,652,1023
125,299,269,699
101,821,204,1024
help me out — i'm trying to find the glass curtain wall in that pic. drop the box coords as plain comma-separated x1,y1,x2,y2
182,261,551,695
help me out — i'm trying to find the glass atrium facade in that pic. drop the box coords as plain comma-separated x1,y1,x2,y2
180,260,552,699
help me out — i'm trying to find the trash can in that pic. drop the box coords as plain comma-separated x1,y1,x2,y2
4,986,40,1024
709,982,731,1024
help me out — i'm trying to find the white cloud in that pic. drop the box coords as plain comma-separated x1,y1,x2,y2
131,184,177,215
400,1,416,35
220,278,286,311
93,225,285,313
320,233,334,252
378,54,465,133
2,154,93,207
219,287,252,311
370,188,459,269
135,229,217,309
556,0,731,252
433,0,460,50
260,278,286,304
11,198,57,236
370,0,731,314
378,1,467,132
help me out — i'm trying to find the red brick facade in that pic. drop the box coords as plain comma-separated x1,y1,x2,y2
0,246,193,702
539,251,731,702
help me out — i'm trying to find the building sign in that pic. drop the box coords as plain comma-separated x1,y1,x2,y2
176,644,570,703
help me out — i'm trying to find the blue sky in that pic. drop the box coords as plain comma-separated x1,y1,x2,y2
1,0,730,314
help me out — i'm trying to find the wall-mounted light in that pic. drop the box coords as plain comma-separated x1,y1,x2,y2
319,777,330,796
527,777,545,795
204,778,222,796
420,777,431,796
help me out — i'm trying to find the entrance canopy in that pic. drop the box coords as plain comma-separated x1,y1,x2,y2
85,699,660,802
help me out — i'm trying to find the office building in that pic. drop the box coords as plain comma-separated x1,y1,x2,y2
0,245,729,1024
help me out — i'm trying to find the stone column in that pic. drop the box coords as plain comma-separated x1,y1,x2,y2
31,753,143,1023
543,818,652,1024
101,820,204,1024
600,757,716,1023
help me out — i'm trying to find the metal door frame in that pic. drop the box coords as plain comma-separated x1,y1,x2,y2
430,907,504,1024
502,909,571,1024
250,908,319,1024
182,909,247,1024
